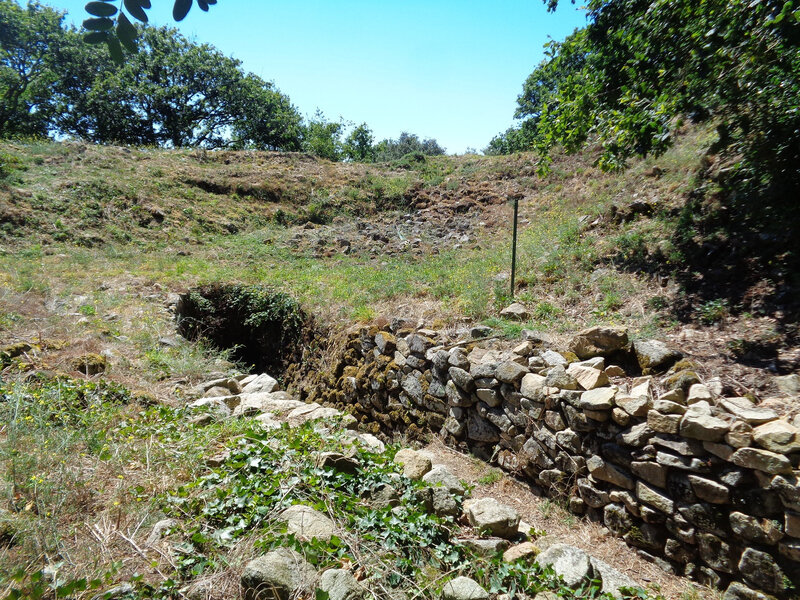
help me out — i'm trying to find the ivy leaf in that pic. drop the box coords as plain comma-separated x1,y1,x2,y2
173,0,193,21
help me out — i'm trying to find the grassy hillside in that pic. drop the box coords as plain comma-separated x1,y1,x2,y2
1,125,796,398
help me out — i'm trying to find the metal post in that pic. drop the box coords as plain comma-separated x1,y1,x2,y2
511,195,519,298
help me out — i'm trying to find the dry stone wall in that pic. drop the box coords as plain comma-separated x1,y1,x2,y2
314,323,800,599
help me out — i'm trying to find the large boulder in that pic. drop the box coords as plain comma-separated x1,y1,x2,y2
241,548,315,600
463,497,520,539
499,303,530,321
423,465,466,495
568,327,629,360
590,558,639,600
394,448,432,480
633,340,681,373
242,373,280,394
738,548,787,594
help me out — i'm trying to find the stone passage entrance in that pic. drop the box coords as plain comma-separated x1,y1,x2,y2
175,284,312,377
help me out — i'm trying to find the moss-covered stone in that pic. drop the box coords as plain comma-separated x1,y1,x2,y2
70,353,107,375
561,351,579,363
669,359,698,374
663,369,701,393
0,342,34,365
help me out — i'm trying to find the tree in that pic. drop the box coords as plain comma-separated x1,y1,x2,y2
521,0,800,178
51,25,303,150
302,111,345,161
527,0,800,316
342,122,375,162
0,0,66,137
484,120,538,155
373,132,446,162
229,74,303,152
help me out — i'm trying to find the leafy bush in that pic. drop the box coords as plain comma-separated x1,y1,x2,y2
0,150,23,180
696,298,729,324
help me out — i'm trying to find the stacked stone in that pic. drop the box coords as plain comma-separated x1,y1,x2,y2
326,323,800,598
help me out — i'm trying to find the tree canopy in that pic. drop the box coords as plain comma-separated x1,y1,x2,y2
373,132,446,162
500,0,800,184
0,0,65,137
1,2,303,151
2,1,446,162
497,0,800,317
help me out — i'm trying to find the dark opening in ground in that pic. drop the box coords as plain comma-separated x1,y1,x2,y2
175,284,312,377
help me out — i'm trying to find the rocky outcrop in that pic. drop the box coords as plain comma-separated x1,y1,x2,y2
316,323,800,598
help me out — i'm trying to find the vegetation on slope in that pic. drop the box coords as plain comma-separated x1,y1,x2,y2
0,373,660,600
1,124,795,400
488,0,800,328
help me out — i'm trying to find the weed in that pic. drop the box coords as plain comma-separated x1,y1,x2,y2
78,304,97,316
647,295,669,311
0,311,22,330
593,291,623,317
492,281,513,311
0,150,24,180
612,230,649,266
352,305,375,322
477,469,503,486
483,317,523,338
697,298,728,324
533,301,563,320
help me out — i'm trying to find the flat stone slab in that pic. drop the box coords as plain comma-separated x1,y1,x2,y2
731,447,793,474
463,497,521,539
719,397,779,425
535,543,593,588
277,505,335,541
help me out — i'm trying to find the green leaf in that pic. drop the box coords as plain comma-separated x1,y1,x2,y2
83,17,114,31
84,31,108,44
173,0,192,21
117,13,139,53
315,590,330,600
124,0,149,23
85,2,117,17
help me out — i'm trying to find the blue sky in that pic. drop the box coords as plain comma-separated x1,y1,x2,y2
45,1,587,153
